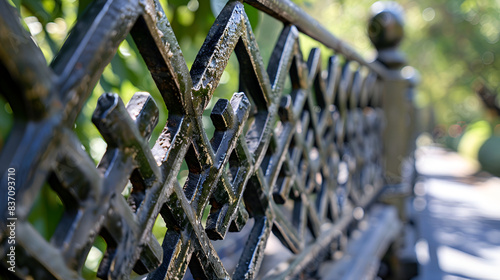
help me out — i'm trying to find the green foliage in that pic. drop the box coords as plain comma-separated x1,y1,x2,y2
403,0,499,116
399,0,500,166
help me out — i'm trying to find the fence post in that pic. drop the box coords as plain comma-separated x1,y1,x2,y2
367,6,420,278
368,2,418,185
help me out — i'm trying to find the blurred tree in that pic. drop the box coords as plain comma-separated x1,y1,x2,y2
400,0,500,165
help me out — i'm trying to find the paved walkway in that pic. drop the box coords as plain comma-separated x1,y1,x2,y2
412,147,500,280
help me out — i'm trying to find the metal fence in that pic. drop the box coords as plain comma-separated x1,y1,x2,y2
0,0,414,279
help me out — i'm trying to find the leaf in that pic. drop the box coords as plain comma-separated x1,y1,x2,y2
21,0,51,24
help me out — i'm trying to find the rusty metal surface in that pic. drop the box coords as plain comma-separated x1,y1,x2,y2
0,0,408,279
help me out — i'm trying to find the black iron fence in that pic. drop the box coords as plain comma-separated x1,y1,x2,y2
0,0,415,279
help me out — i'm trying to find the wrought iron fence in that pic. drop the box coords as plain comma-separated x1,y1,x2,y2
0,0,414,279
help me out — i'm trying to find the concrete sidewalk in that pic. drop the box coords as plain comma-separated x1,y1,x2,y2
412,147,500,280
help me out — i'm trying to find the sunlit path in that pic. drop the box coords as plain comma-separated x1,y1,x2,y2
413,147,500,280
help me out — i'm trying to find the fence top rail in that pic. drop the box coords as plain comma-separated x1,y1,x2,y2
244,0,390,78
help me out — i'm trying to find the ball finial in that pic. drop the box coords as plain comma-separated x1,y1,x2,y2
368,2,406,67
368,2,404,49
